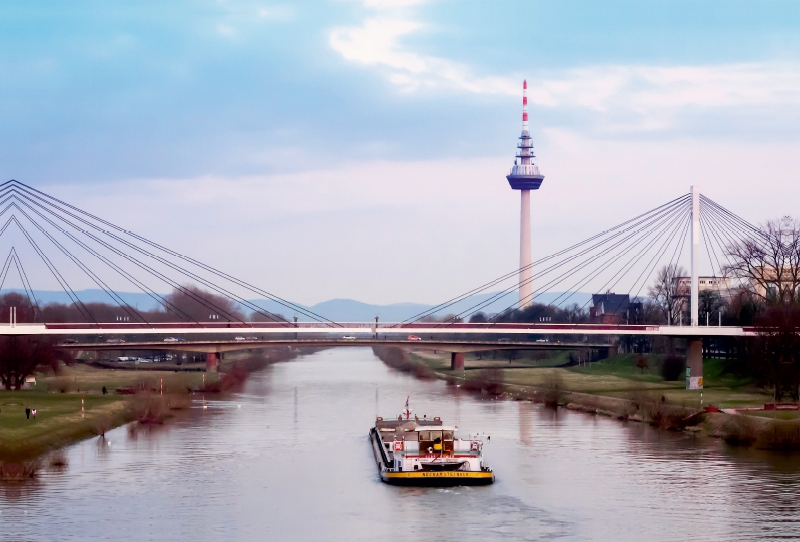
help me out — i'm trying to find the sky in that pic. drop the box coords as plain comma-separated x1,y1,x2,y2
2,0,800,305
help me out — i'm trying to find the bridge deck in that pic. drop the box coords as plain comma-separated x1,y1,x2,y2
0,322,756,338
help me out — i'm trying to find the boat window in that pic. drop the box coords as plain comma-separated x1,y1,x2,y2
419,431,430,440
430,431,442,442
443,431,454,441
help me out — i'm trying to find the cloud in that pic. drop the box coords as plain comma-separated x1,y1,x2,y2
528,62,800,132
329,6,518,95
330,2,800,135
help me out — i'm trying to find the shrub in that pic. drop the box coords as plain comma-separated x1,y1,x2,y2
92,415,113,436
463,369,504,396
542,372,564,408
660,355,685,381
48,451,68,469
0,460,41,481
126,394,170,424
48,376,75,393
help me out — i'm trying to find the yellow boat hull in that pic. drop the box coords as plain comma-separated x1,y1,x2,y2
381,470,494,486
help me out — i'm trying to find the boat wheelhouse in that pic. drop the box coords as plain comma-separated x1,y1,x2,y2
369,416,494,486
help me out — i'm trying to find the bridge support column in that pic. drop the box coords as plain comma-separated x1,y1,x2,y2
687,339,703,389
206,353,220,373
450,352,464,371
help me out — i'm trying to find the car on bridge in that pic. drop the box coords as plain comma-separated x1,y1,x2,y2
407,335,421,341
343,335,357,340
106,338,125,344
164,337,178,342
234,336,247,341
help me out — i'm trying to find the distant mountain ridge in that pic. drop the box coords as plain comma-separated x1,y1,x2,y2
0,289,593,322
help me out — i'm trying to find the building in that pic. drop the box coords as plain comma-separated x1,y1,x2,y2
674,276,733,314
590,293,642,324
506,80,545,309
675,276,732,297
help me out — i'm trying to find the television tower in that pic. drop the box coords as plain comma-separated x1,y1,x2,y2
506,80,544,309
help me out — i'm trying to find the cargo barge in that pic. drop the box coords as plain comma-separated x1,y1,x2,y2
369,416,494,486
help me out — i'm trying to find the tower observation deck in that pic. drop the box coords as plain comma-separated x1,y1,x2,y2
506,80,544,309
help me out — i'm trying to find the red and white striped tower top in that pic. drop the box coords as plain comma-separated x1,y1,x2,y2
519,80,532,166
522,79,529,135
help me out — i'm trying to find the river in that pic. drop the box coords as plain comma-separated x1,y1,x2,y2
3,347,800,541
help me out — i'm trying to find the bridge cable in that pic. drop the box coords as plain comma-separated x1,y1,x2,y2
6,187,293,326
405,195,692,326
460,197,692,324
6,182,338,326
394,193,691,325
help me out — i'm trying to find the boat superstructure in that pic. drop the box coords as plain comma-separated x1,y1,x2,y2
369,416,494,486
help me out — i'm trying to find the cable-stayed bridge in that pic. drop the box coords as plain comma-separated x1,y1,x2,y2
0,180,777,385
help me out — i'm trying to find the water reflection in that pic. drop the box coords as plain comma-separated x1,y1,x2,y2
1,347,800,541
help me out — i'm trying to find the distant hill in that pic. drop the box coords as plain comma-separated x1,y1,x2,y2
0,289,593,322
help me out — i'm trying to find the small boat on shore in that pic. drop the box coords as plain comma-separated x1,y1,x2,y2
369,415,494,486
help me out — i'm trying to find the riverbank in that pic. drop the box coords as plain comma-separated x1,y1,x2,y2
0,365,207,461
373,346,800,450
0,347,309,462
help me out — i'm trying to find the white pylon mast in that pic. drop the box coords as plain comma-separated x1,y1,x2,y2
691,186,700,326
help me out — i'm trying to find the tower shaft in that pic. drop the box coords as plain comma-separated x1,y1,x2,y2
519,189,532,307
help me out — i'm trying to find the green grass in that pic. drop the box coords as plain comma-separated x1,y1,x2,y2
0,364,210,460
410,349,772,409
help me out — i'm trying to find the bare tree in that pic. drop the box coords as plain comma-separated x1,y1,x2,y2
648,263,687,325
724,217,800,306
0,337,73,390
737,305,800,401
698,290,724,324
724,217,800,399
163,284,245,322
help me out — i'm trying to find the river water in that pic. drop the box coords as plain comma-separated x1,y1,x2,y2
3,348,800,541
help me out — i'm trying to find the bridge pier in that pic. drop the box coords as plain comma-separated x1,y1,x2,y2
206,352,220,373
450,352,464,371
687,339,703,389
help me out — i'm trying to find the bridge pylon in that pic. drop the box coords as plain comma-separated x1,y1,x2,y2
206,352,220,373
687,186,703,390
450,352,465,371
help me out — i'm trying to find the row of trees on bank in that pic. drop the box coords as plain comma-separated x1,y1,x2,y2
0,285,286,390
0,285,285,325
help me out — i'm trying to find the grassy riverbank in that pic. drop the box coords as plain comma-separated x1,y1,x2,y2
373,346,800,450
0,364,208,460
1,346,310,463
409,349,770,409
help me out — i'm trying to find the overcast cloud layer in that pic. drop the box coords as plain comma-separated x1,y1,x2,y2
2,0,800,304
